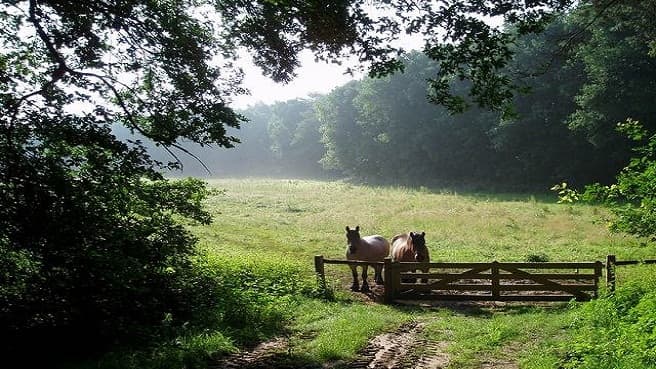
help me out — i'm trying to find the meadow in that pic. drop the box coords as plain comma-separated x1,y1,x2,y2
195,178,648,264
80,178,656,369
186,179,654,368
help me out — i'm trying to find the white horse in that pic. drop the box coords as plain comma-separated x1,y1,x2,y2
345,226,390,292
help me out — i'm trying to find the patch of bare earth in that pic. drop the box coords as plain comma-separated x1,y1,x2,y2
479,344,521,369
212,321,451,369
210,337,308,369
341,321,450,369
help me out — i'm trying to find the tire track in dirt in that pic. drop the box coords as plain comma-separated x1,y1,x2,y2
212,321,451,369
210,337,311,369
346,321,450,369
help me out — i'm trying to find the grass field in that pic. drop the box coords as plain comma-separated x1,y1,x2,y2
182,178,655,368
194,178,647,264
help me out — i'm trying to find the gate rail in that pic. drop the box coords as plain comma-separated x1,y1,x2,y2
314,255,605,303
382,258,603,303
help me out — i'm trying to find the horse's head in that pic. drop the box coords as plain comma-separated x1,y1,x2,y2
345,225,361,254
409,231,428,262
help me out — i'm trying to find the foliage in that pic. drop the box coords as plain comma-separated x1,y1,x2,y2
217,0,574,114
568,1,656,152
178,6,652,189
1,0,246,359
0,173,214,355
562,267,656,369
68,253,318,369
318,52,505,185
554,120,656,241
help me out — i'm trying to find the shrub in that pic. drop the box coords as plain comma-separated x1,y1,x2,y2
563,267,656,369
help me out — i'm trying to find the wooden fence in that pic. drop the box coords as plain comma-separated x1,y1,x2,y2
315,255,604,303
606,254,656,293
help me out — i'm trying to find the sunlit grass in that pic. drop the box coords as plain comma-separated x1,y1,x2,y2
182,178,656,368
290,299,412,361
420,306,572,369
194,178,646,267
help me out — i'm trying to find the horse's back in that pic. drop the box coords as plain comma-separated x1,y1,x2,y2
391,233,408,246
349,235,390,261
391,233,411,261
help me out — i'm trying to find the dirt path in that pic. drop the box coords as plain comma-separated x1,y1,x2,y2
345,321,450,369
211,337,296,369
212,321,451,369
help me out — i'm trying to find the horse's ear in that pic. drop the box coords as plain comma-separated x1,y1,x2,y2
421,232,425,237
410,231,414,237
355,225,360,232
346,226,350,231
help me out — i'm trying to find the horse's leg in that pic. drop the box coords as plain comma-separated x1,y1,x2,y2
420,266,429,284
405,268,418,284
375,265,384,285
401,268,413,284
350,264,360,291
360,265,370,292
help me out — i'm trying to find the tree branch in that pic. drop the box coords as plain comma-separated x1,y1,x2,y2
19,1,209,173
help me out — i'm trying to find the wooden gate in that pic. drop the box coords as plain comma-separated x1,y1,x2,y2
313,255,656,304
382,258,603,303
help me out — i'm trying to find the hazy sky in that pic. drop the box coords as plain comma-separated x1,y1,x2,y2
230,50,363,109
231,36,425,109
228,9,503,110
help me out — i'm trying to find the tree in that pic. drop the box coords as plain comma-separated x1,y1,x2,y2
317,81,364,178
488,18,612,189
0,0,597,359
334,52,502,185
267,98,326,176
552,2,656,241
218,0,575,114
567,1,656,169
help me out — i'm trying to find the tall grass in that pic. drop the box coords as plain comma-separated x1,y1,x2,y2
560,265,656,369
68,251,320,369
291,299,412,361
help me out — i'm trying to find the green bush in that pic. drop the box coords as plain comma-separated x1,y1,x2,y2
1,168,216,357
194,254,318,344
65,254,317,369
563,267,656,369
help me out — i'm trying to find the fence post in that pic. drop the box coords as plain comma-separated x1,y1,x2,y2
593,261,603,298
383,257,394,304
606,254,616,293
314,255,326,292
491,261,500,299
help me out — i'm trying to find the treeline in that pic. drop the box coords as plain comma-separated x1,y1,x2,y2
160,5,655,191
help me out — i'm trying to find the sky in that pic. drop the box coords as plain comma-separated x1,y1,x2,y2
230,36,426,109
230,50,363,109
227,8,504,110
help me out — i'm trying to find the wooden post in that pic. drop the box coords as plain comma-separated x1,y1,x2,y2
491,261,500,299
383,257,394,304
593,261,603,298
314,255,326,292
606,254,616,293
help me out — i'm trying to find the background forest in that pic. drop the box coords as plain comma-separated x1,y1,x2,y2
144,8,655,192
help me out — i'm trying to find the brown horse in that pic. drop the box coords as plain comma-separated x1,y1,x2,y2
391,231,430,283
345,226,390,292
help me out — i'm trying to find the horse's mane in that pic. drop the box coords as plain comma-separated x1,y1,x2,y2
391,233,409,244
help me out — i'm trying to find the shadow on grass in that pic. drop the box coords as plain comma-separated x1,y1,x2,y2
343,178,560,204
212,339,325,369
391,299,572,318
351,285,572,317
